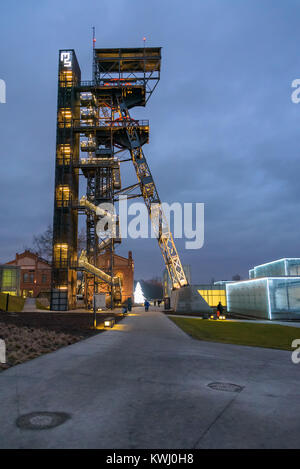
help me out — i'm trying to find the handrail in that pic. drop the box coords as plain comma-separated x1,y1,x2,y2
73,119,149,128
79,79,145,87
78,250,121,287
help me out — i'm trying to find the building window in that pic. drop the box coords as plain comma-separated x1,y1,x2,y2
2,269,16,289
23,272,34,283
56,185,71,207
54,244,68,267
24,290,33,298
197,289,227,307
42,274,47,283
57,144,71,165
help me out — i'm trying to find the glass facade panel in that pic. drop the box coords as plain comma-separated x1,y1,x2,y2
197,289,226,307
0,266,20,295
254,260,286,278
269,278,300,315
226,279,270,319
2,269,16,289
227,277,300,320
286,260,300,276
287,283,300,310
251,258,300,278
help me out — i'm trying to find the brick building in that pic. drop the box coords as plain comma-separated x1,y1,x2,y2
97,251,134,304
6,250,51,298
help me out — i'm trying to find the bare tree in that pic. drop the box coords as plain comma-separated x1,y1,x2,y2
32,225,53,260
232,274,241,281
147,276,162,285
32,225,86,261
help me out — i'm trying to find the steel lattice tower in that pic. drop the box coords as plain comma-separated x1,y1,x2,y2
51,46,188,311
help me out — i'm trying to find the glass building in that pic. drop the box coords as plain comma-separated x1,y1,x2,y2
214,280,234,287
226,277,300,320
0,265,20,296
249,258,300,279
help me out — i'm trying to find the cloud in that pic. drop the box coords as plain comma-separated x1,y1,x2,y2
0,0,300,282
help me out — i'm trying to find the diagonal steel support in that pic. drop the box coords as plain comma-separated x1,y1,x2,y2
117,97,188,290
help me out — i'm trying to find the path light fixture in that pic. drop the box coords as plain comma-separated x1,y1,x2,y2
104,317,115,329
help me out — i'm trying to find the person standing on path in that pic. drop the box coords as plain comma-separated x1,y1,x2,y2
217,301,223,318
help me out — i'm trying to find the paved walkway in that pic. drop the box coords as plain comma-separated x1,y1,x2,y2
22,298,38,312
0,308,300,448
22,298,48,313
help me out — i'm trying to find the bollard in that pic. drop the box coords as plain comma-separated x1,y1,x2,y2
0,339,6,364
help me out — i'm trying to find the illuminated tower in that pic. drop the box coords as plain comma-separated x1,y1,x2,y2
51,46,188,311
51,50,81,310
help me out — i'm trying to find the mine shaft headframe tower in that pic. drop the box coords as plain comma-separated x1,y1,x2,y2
51,50,81,311
51,46,188,311
93,47,188,290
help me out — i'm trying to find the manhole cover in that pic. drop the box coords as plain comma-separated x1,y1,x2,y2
16,412,70,430
208,382,243,393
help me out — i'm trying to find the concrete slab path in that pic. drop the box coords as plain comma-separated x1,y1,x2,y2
22,298,38,312
0,307,300,449
22,298,48,313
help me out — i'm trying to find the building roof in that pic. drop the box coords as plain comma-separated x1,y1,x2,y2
6,250,51,267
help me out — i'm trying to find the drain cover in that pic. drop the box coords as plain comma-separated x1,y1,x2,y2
208,382,243,393
16,412,70,430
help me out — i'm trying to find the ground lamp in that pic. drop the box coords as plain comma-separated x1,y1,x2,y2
104,317,115,329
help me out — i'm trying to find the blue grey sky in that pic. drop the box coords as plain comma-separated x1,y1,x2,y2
0,0,300,282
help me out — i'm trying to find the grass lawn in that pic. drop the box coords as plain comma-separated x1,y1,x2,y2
0,293,25,312
169,317,300,351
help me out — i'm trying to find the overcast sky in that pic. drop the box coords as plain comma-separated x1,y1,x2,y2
0,0,300,283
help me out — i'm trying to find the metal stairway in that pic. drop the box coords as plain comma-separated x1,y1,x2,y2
78,250,121,300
